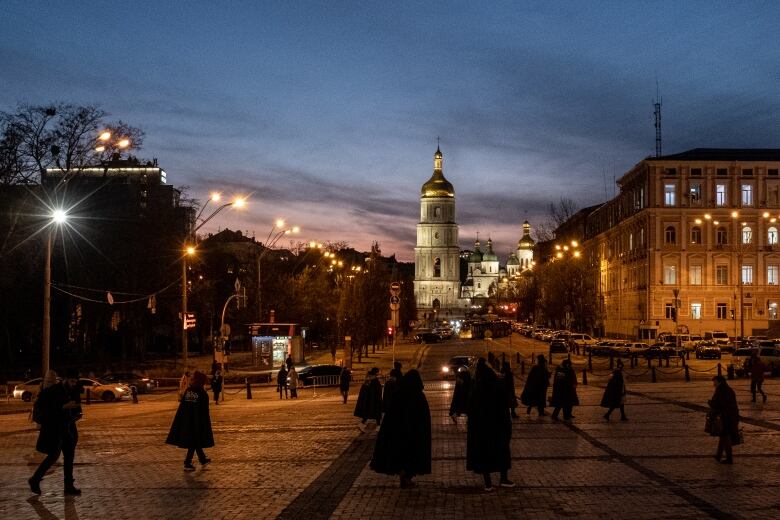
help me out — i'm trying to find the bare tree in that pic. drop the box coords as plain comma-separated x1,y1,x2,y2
534,196,579,241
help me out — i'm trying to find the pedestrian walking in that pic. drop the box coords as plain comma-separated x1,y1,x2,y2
449,366,472,422
277,365,288,399
467,358,514,491
550,359,579,421
28,369,83,495
178,371,190,401
210,369,223,405
339,366,352,404
286,355,293,370
521,355,550,416
601,369,628,421
382,367,402,414
288,365,299,399
501,361,519,418
166,371,214,470
749,353,767,403
370,369,432,488
708,375,740,464
354,367,382,432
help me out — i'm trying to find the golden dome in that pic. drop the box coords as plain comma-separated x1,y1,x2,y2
421,146,454,198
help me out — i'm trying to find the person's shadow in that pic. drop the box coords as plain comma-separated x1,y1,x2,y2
27,496,80,520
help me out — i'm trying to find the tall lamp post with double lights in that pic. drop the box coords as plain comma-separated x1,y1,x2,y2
41,209,68,377
181,193,246,369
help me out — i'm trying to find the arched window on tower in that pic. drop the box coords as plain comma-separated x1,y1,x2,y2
433,258,441,278
434,207,441,218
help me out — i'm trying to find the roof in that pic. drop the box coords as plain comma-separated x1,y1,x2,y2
421,170,455,198
650,148,780,162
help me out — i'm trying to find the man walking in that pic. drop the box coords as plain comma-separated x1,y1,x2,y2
28,368,83,495
277,365,289,399
750,353,767,403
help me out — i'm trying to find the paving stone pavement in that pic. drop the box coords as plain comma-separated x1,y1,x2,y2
2,370,780,519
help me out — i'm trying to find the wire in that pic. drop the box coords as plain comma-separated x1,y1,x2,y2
50,276,182,304
52,282,149,296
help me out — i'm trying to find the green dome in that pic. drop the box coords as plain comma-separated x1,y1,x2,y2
468,250,483,263
507,253,519,266
482,239,498,262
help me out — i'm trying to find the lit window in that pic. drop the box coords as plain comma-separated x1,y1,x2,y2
689,265,702,285
742,226,752,244
742,184,753,206
665,226,676,244
768,265,778,285
691,227,702,244
769,302,779,320
664,184,676,206
691,303,702,320
663,265,677,285
716,184,727,206
768,227,778,245
690,184,701,204
741,265,753,285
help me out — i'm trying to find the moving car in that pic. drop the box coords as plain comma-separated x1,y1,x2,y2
295,364,343,386
101,372,157,393
79,378,131,402
441,356,474,379
415,332,441,344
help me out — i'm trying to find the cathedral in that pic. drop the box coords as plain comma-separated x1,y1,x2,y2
414,146,535,318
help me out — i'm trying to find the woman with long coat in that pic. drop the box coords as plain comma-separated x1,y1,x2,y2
467,358,514,491
339,366,351,404
501,361,519,418
449,367,471,422
600,369,628,421
354,367,383,431
709,375,740,464
521,355,550,416
550,359,579,421
370,369,432,488
288,366,299,399
166,371,214,470
210,369,223,405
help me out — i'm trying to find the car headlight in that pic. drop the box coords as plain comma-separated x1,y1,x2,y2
116,387,127,393
442,366,449,373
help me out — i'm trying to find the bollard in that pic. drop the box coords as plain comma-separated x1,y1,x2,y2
131,386,138,404
520,360,526,376
727,363,735,380
651,366,657,383
567,353,572,362
686,350,690,360
516,352,521,364
665,356,670,368
685,365,690,382
582,369,588,385
658,356,663,367
588,352,593,372
609,354,614,370
86,388,91,405
647,356,652,368
717,363,722,377
549,352,553,365
246,378,252,399
681,355,686,367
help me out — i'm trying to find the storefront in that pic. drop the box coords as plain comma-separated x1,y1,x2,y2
248,323,303,369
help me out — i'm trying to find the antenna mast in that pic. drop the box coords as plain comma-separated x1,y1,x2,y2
653,81,662,157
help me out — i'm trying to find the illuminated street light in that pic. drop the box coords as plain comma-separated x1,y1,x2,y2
276,219,285,228
117,138,130,148
186,246,196,255
98,131,112,141
52,209,67,224
42,209,68,376
210,192,221,202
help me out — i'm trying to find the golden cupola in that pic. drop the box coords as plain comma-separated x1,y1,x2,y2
421,146,454,198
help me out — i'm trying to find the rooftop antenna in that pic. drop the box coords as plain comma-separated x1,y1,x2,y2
653,79,662,157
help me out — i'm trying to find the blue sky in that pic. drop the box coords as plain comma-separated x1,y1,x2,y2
2,1,780,260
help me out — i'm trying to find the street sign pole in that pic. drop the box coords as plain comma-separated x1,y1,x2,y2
389,282,401,364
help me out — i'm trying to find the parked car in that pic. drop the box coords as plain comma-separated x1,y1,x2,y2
568,333,597,350
731,348,757,376
79,378,131,402
549,339,568,353
704,331,730,346
589,341,624,356
613,342,650,356
101,372,157,394
295,364,343,386
643,344,677,359
694,342,722,359
442,355,475,379
415,332,441,344
13,378,52,402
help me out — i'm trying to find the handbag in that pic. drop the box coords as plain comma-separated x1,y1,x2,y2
704,411,723,436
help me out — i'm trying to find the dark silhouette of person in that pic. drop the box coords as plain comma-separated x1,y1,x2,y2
550,359,579,421
601,369,628,421
339,366,352,404
277,365,288,399
354,367,383,431
382,368,402,415
521,355,550,416
467,358,514,491
210,369,223,405
749,353,767,403
449,366,472,422
501,361,519,418
28,368,82,495
166,371,214,470
709,375,740,464
370,369,432,488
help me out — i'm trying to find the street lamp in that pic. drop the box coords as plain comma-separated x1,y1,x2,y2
255,220,299,323
42,209,67,376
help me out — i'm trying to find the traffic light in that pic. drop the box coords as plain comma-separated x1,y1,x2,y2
387,326,394,336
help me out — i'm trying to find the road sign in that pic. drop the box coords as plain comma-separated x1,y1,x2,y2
390,281,401,296
183,312,196,330
389,294,400,311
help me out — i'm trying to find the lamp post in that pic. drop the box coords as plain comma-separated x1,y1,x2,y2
41,209,67,377
256,220,299,322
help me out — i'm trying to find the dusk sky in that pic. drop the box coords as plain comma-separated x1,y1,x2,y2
3,1,780,261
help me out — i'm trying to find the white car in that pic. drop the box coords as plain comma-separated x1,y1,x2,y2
12,377,130,402
12,378,47,401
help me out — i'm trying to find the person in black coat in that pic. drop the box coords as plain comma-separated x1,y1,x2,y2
339,366,352,404
600,369,627,421
211,369,223,405
28,369,83,495
449,366,472,422
550,359,579,421
277,365,288,399
382,368,402,415
354,367,383,431
709,375,740,464
521,355,550,416
166,371,215,470
501,361,519,418
370,369,432,488
467,358,514,491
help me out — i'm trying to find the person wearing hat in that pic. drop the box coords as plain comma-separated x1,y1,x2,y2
354,367,383,432
166,371,215,470
550,359,579,421
521,355,551,416
28,368,83,495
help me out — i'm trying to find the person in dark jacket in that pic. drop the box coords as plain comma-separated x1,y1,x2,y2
521,355,550,416
382,368,402,414
339,366,352,404
467,358,515,491
600,369,628,421
277,365,288,399
749,353,767,403
709,375,740,464
370,369,432,488
355,367,383,431
210,369,223,405
166,371,215,470
28,368,83,495
501,361,519,418
550,359,579,421
449,366,472,423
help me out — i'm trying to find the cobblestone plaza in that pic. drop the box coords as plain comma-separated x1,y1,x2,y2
2,337,780,519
